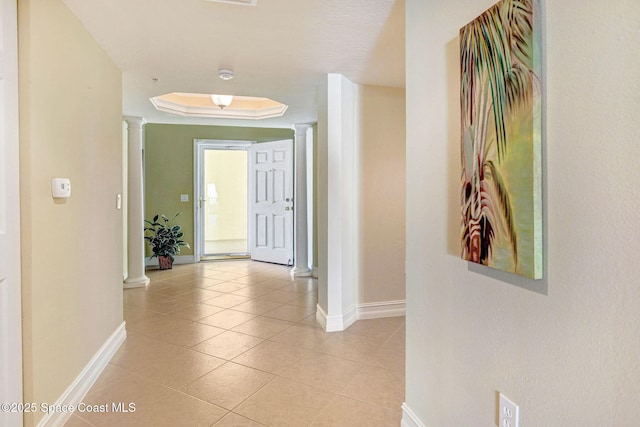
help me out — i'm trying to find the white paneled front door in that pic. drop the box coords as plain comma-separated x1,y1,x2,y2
0,0,23,425
249,140,294,265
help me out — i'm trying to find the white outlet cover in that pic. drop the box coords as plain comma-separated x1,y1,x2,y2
180,194,189,202
499,393,519,427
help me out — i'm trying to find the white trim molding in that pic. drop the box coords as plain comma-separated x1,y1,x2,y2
291,267,313,278
356,300,406,320
317,300,405,332
37,322,126,427
316,304,327,330
193,139,256,263
316,304,357,332
122,275,148,289
401,403,426,427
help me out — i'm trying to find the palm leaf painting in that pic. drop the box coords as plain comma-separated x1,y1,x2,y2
460,0,542,279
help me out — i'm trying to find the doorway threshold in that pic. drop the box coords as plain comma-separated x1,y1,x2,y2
200,254,251,262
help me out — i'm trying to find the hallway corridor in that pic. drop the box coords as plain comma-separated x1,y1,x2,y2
64,261,405,427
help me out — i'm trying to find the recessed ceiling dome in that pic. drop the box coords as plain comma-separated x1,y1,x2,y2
150,92,288,120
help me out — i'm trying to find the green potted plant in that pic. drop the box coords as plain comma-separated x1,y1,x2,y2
144,213,190,270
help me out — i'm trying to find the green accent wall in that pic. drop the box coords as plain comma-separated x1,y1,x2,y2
144,123,294,256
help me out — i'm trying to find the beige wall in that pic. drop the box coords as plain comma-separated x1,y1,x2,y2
405,0,640,426
18,0,124,425
359,85,406,303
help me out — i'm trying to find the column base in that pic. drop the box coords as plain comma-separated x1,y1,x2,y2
291,266,313,277
123,275,150,289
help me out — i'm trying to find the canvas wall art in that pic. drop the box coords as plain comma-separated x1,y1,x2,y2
460,0,542,279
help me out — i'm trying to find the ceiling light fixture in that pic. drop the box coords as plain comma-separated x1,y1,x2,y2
211,94,233,109
218,69,234,81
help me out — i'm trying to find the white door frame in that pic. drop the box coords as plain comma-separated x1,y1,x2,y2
1,0,23,425
193,139,255,261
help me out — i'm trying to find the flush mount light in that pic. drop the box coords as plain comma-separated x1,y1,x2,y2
218,69,234,81
211,94,233,109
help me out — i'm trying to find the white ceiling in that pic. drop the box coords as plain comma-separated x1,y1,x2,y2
61,0,405,128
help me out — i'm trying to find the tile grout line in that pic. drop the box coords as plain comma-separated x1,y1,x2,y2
104,261,403,427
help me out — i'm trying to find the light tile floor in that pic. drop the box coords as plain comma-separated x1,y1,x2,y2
65,260,405,427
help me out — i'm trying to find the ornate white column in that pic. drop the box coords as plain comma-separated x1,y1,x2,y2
123,117,150,288
291,123,313,277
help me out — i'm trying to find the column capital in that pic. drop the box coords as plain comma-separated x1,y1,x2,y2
124,116,146,129
293,123,314,135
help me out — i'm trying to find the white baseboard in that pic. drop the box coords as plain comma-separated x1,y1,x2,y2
145,255,195,267
316,304,327,330
315,300,405,332
401,403,426,427
315,304,357,332
337,305,357,331
291,266,313,278
37,322,127,427
123,275,150,289
356,300,406,320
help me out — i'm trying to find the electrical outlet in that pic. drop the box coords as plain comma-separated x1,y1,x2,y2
499,393,519,427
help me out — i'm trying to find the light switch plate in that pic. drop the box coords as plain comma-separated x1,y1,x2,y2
180,194,189,202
